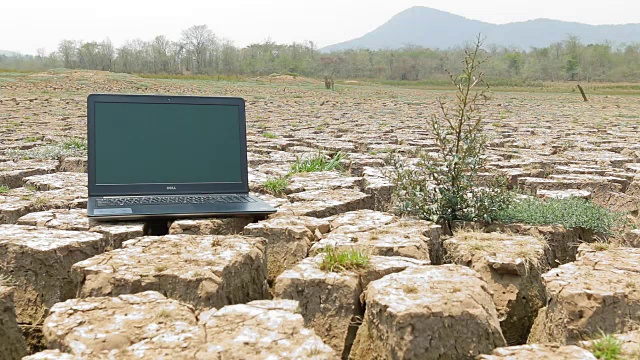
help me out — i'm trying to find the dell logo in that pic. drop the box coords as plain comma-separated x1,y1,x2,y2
166,186,177,190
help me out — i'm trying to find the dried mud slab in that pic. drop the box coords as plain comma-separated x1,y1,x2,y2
528,246,640,344
22,350,74,360
273,254,428,358
0,186,89,221
477,344,596,359
17,209,144,249
0,225,107,325
623,229,640,247
444,232,548,345
198,299,337,359
0,195,32,224
327,210,397,234
311,218,441,263
42,291,204,358
286,171,364,193
168,216,254,235
0,160,58,189
72,234,268,310
278,189,371,218
23,172,87,190
361,167,394,211
486,223,594,266
36,292,335,359
350,265,506,360
58,157,86,173
519,175,622,209
0,286,27,360
243,215,330,281
537,189,592,199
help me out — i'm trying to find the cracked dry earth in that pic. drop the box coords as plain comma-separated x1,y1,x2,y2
2,70,640,359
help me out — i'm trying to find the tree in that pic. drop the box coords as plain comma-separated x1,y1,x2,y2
505,52,523,76
151,35,173,73
565,56,579,80
58,40,77,68
181,25,215,74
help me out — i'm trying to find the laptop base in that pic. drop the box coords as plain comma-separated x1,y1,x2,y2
88,194,275,221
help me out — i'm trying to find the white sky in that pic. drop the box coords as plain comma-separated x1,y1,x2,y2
3,0,640,55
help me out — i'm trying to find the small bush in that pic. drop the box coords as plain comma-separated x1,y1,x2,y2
590,333,623,360
5,138,87,160
495,197,623,235
290,151,345,174
389,35,511,231
319,246,369,273
263,176,289,195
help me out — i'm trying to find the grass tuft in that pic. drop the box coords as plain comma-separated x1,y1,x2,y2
157,308,173,319
154,264,168,273
495,197,623,235
24,184,37,192
0,185,9,194
61,137,87,151
591,333,623,360
263,132,277,139
5,138,87,160
319,246,370,273
290,151,346,174
263,176,289,195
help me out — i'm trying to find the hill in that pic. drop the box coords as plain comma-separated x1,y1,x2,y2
322,7,640,51
0,50,21,57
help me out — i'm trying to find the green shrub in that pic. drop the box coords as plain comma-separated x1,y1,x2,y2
495,197,623,235
390,35,512,230
290,151,345,174
590,333,623,360
263,176,288,195
319,246,369,273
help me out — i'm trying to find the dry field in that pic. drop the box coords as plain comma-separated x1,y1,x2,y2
1,69,640,359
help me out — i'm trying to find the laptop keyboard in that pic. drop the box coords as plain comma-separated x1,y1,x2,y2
96,194,256,207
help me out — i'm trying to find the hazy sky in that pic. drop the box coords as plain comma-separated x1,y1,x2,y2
4,0,640,55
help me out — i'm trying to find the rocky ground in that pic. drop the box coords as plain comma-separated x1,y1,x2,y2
1,70,640,359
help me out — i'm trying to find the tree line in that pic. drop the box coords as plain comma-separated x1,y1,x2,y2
2,25,640,84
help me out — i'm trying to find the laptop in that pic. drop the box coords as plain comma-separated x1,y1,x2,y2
87,94,276,220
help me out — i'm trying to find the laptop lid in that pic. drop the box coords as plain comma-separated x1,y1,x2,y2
87,94,250,197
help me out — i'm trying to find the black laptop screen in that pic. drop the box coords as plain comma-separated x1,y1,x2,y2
94,102,243,185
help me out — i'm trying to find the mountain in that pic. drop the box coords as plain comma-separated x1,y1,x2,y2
322,7,640,52
0,50,21,57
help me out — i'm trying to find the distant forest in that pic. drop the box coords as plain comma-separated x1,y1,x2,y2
3,25,640,84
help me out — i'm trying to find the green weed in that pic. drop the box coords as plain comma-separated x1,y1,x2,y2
263,132,277,139
5,138,87,160
290,151,345,174
319,246,370,273
495,197,623,235
263,176,288,195
591,333,623,360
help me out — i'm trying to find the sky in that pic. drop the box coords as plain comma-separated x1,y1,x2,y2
3,0,640,55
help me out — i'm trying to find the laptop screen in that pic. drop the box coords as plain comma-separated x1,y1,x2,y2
94,102,243,186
